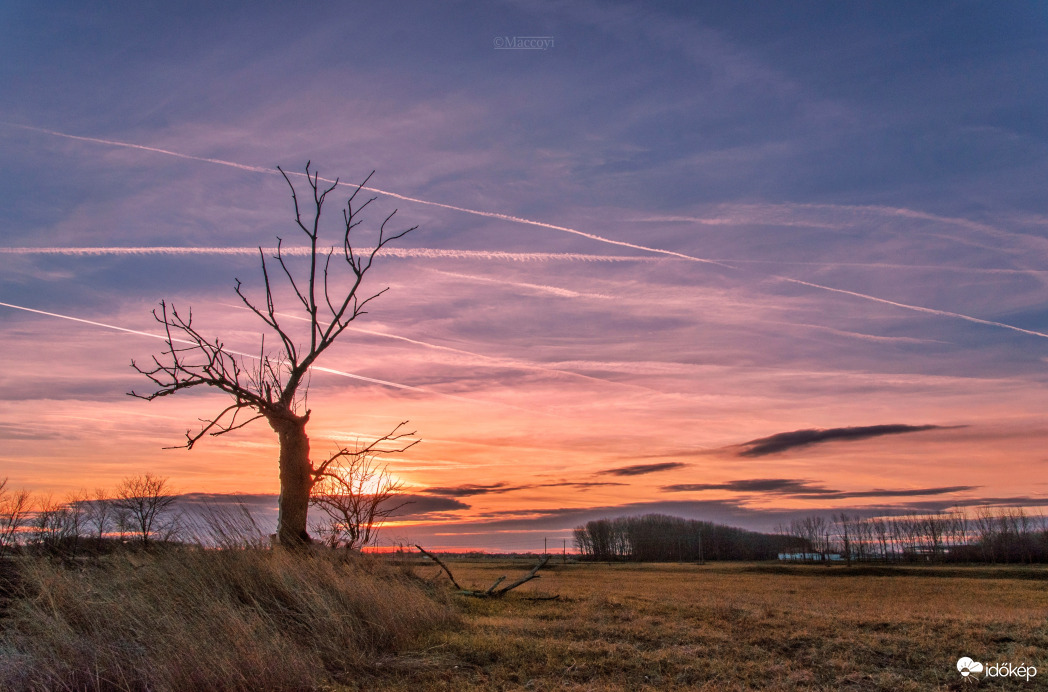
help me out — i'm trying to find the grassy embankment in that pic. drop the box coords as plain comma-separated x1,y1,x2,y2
0,548,456,691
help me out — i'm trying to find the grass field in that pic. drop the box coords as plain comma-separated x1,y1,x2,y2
2,553,1045,690
361,559,1048,691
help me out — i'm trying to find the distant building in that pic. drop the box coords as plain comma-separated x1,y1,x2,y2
778,552,843,562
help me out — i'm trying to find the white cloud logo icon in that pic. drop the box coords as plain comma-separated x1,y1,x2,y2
957,657,984,678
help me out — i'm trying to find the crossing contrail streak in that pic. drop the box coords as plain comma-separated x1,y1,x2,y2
0,301,178,342
0,245,657,263
777,279,1048,340
0,300,530,407
218,303,664,395
2,245,1042,278
0,123,733,267
3,123,275,175
5,122,1045,340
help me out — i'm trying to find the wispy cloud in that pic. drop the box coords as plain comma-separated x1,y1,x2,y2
420,480,624,497
707,260,1048,278
664,478,821,494
638,200,1048,252
9,122,1045,341
660,477,978,499
418,482,524,497
0,123,730,264
0,300,523,410
597,462,688,476
777,322,947,345
806,486,978,500
218,303,663,396
735,424,952,457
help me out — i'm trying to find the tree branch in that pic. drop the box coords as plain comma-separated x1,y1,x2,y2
131,164,415,457
415,548,553,598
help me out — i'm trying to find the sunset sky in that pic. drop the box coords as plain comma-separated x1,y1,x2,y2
2,2,1047,551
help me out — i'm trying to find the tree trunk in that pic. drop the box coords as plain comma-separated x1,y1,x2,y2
270,412,313,547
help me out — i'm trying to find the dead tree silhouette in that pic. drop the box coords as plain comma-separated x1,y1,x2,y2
131,164,416,547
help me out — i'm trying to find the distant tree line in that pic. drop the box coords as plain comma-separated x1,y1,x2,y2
573,514,803,562
0,474,182,556
0,465,403,557
779,508,1048,564
572,508,1048,564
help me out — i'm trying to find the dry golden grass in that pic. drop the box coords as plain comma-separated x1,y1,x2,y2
0,548,456,691
2,554,1044,690
357,559,1048,691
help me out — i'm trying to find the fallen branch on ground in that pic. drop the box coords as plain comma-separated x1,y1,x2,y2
415,545,554,598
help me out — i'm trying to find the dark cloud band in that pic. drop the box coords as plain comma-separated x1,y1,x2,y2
598,462,688,476
661,477,978,500
737,424,951,457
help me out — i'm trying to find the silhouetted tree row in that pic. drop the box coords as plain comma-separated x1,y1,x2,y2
0,475,181,556
573,514,802,561
0,463,406,556
778,507,1048,564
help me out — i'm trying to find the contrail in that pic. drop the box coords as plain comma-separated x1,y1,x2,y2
218,302,664,395
3,123,275,176
0,301,179,342
0,122,733,267
6,122,1044,340
429,268,609,299
778,279,1048,340
3,245,1042,277
0,245,657,263
0,300,531,407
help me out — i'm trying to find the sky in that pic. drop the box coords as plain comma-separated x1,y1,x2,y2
1,1,1047,551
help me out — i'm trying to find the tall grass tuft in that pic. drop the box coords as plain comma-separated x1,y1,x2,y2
0,548,456,691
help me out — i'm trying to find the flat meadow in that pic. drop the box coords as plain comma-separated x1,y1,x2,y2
370,558,1048,691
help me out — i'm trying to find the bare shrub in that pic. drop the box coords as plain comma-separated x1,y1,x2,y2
0,479,31,557
310,424,415,550
32,495,67,553
113,474,179,546
84,488,115,549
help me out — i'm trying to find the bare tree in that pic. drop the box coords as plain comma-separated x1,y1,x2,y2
870,518,889,561
33,494,85,553
834,513,855,566
0,479,31,557
310,423,416,550
85,487,115,549
853,516,873,562
791,516,831,562
130,164,416,547
113,474,179,547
